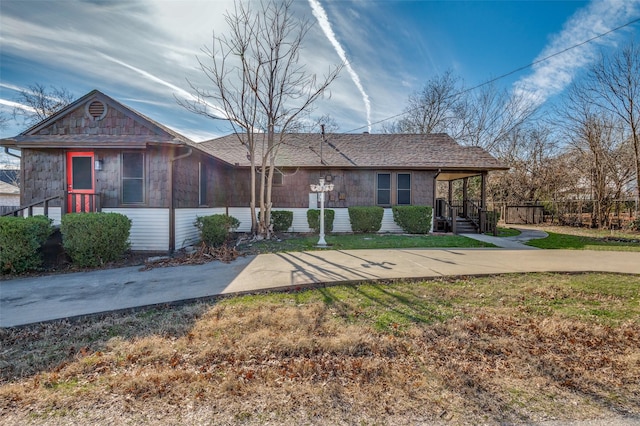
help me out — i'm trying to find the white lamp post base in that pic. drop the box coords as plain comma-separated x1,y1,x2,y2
310,177,334,248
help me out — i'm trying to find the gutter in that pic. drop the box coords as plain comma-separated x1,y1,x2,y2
169,146,193,253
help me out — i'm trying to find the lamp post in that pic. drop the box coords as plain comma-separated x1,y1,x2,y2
310,177,334,247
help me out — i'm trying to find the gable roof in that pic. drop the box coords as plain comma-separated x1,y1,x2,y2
196,133,507,171
1,90,193,149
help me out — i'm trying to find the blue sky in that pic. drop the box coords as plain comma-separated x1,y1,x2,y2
1,0,639,153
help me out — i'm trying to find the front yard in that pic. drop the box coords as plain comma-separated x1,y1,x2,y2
1,272,638,425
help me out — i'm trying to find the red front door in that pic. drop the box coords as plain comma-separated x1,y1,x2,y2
66,152,95,213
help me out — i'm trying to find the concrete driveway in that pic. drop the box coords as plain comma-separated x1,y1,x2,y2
2,245,640,327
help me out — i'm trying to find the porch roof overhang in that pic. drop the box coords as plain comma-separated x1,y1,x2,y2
436,170,494,181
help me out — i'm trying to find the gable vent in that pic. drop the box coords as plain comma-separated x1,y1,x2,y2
85,100,107,120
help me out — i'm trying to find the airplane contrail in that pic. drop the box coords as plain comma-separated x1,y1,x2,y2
309,0,372,132
99,53,229,120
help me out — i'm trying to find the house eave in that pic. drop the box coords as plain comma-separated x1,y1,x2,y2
4,136,185,150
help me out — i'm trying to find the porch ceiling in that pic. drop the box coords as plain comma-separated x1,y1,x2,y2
436,171,483,181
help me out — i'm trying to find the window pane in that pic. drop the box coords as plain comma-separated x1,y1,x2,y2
123,153,143,178
123,179,143,203
397,173,411,190
397,173,411,205
397,190,411,205
378,189,390,205
377,173,390,190
72,157,93,190
122,152,144,204
377,173,391,205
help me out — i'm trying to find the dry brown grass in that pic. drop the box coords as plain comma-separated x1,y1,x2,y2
1,273,639,425
528,224,640,240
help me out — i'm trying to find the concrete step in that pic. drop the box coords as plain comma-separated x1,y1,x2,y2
455,219,477,234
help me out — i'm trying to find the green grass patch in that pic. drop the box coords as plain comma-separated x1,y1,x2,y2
526,231,640,251
241,233,494,254
216,272,640,330
493,227,521,237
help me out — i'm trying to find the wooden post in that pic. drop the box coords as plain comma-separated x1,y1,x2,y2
462,177,468,217
451,207,457,234
448,181,453,214
481,172,487,210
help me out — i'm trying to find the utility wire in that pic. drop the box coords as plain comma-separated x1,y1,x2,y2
344,16,640,134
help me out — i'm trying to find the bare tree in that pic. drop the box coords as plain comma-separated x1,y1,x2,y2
12,83,74,127
180,0,341,238
588,41,640,212
457,82,538,153
489,126,562,204
388,70,463,135
0,112,9,131
559,81,632,228
389,72,537,154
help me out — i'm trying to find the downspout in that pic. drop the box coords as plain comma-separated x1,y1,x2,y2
5,147,22,205
169,146,193,253
4,147,21,159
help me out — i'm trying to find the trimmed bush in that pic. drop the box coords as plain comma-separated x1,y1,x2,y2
271,210,293,232
258,210,294,233
392,205,433,234
195,214,240,247
307,209,335,233
0,215,53,274
348,206,384,233
61,212,131,268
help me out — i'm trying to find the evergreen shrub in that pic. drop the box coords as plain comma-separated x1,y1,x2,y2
195,214,240,247
348,206,384,233
0,215,53,274
392,205,433,234
307,209,334,233
61,212,131,267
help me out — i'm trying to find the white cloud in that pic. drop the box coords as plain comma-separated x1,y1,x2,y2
513,0,640,107
309,0,372,132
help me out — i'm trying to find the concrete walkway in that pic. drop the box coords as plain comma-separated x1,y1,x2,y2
461,227,548,249
2,235,640,327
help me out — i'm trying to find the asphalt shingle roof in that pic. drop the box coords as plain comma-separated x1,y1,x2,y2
196,133,507,170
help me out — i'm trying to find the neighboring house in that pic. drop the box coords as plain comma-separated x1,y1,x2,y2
0,181,20,215
0,90,508,252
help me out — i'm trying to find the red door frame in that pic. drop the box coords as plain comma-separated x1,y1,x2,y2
66,151,95,213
